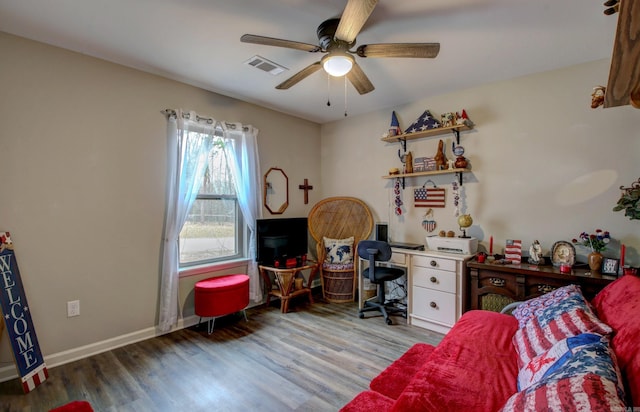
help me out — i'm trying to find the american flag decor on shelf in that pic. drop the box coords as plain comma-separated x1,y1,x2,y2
414,186,446,208
505,239,522,264
404,110,441,134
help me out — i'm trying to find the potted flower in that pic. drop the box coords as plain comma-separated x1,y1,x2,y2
572,230,611,274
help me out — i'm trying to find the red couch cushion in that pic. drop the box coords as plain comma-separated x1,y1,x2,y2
591,274,640,406
339,390,394,412
369,343,435,399
49,401,93,412
390,310,519,412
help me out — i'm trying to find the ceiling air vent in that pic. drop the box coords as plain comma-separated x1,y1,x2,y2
244,55,288,76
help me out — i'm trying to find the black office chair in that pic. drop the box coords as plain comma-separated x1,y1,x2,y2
357,240,407,325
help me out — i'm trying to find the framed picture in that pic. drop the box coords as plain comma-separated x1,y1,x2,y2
550,241,576,267
601,258,619,275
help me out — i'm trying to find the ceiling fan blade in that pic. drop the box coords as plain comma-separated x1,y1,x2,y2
276,62,323,90
336,0,378,44
241,34,321,52
347,62,374,95
357,43,440,58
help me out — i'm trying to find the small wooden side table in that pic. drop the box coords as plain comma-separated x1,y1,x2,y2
259,261,319,313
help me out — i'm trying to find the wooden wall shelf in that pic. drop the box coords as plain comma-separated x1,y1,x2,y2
383,168,470,187
381,123,473,144
382,168,470,180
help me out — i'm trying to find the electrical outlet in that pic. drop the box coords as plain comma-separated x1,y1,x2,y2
67,300,80,317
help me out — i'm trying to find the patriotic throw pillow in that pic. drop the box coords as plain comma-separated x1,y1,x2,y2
323,237,354,265
512,284,582,328
512,293,612,368
517,333,601,391
502,337,626,411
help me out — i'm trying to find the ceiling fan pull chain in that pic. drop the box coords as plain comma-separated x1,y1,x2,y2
326,73,331,107
344,76,348,117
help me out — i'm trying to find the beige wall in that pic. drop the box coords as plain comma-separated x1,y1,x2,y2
320,59,639,266
0,32,320,366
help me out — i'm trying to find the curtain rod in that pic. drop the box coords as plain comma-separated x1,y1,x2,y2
162,109,251,132
161,109,214,125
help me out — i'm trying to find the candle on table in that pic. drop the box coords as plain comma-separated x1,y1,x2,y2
489,236,493,255
621,244,625,267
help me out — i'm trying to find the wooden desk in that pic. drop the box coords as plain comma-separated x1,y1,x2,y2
259,261,319,313
464,260,617,313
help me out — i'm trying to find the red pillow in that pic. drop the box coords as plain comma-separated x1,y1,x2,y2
592,274,640,407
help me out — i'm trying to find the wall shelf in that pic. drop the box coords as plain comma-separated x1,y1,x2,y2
383,168,470,187
381,122,473,151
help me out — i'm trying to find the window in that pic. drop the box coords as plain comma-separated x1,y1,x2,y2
179,137,244,266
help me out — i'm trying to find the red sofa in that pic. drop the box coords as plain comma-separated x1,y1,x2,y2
341,274,640,411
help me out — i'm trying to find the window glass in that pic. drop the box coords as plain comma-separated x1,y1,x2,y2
180,137,243,265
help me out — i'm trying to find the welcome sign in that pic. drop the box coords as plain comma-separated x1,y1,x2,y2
0,232,48,392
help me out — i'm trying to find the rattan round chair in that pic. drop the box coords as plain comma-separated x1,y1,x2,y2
308,197,373,303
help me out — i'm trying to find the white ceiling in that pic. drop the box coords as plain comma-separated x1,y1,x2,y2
0,0,617,124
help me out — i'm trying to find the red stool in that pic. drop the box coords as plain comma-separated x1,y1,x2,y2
194,274,249,334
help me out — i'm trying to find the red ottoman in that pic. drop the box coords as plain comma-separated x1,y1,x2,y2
195,274,249,334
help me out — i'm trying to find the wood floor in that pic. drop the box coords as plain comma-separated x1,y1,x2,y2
0,294,443,412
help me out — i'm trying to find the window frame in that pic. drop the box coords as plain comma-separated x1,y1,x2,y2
178,140,246,269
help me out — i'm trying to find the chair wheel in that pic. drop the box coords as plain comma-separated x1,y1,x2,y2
386,318,393,325
358,312,365,319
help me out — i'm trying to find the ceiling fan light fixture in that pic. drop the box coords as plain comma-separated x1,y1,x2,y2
322,53,354,77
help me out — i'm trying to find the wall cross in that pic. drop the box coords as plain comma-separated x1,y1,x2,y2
298,179,313,204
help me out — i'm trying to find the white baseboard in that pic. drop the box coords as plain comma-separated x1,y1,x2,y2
0,315,201,383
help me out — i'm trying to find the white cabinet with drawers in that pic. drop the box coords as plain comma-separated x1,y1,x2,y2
357,248,472,333
408,251,472,334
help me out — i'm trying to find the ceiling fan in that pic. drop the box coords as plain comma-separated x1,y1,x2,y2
240,0,440,95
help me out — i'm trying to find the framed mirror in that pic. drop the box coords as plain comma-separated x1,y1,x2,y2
264,167,289,214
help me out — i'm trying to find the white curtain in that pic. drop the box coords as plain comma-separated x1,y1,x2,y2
222,122,263,302
159,110,216,332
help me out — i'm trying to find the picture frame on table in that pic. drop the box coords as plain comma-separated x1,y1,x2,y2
550,240,576,267
601,258,619,275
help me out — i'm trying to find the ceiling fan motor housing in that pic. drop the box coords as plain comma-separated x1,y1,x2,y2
317,18,354,51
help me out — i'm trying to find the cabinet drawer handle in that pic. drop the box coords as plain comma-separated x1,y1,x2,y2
490,277,505,287
538,284,556,294
430,260,437,267
429,301,437,308
430,276,437,283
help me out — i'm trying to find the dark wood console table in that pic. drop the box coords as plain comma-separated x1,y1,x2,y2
464,260,617,313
